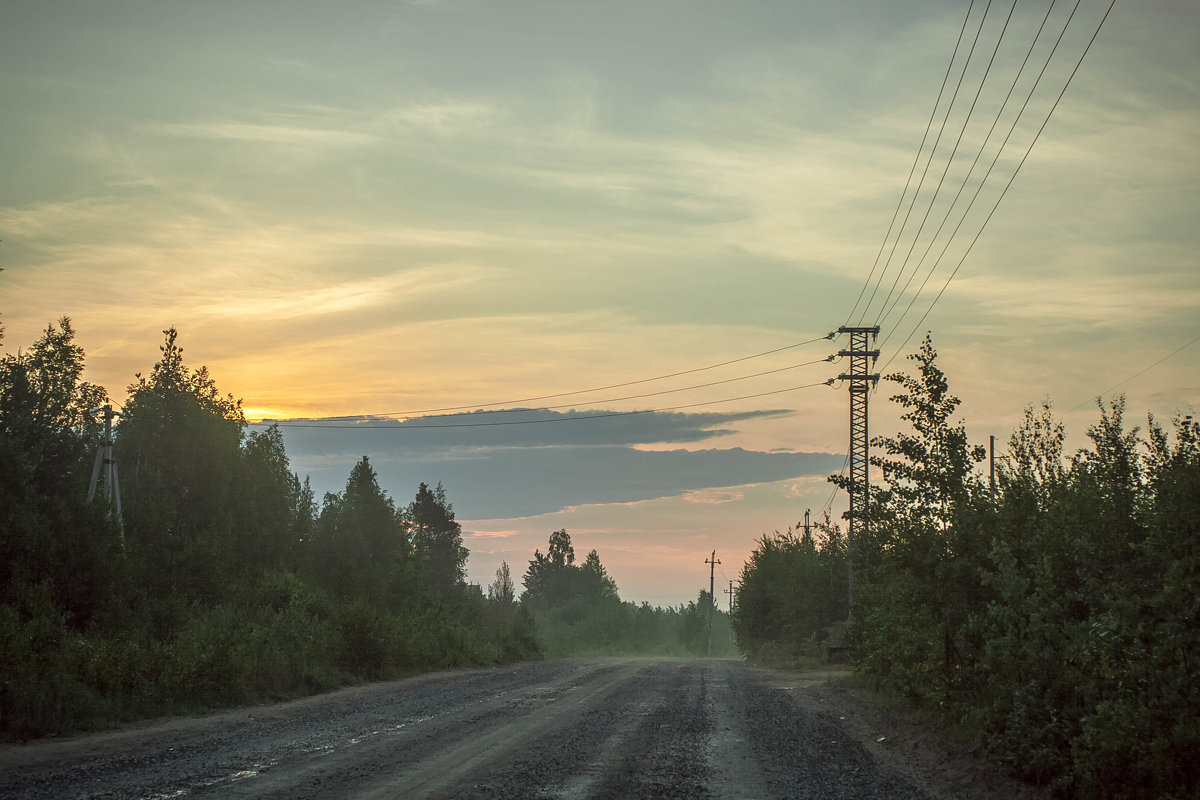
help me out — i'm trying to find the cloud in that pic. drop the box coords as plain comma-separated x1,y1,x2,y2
948,268,1200,329
196,265,483,321
272,409,844,519
265,408,792,452
464,529,520,539
683,488,744,505
153,121,379,149
385,100,497,132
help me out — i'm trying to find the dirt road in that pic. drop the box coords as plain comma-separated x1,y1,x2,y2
0,658,963,799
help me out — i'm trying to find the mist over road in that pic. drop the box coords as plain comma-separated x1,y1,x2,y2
1,658,928,799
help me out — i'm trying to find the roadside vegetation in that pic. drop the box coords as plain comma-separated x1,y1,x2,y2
0,318,732,741
731,334,1199,799
1,319,543,738
516,528,736,658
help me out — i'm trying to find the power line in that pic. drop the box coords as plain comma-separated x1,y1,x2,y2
843,0,978,326
819,453,851,518
873,0,1021,327
857,0,994,326
258,380,837,430
877,0,1115,376
296,332,837,422
875,0,1083,353
1065,332,1200,413
293,355,838,423
875,0,1060,333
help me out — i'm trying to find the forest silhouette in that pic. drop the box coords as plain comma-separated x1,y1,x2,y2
0,320,731,740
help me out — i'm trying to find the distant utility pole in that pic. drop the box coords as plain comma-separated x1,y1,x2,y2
990,435,997,505
706,550,721,656
837,325,880,618
725,580,736,649
802,508,812,539
87,404,124,548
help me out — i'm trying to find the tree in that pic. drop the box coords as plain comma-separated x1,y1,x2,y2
313,456,407,599
235,423,301,571
115,327,245,604
0,317,108,500
488,561,515,604
579,549,618,603
522,529,577,607
732,518,848,663
405,482,467,596
845,334,988,699
0,318,118,628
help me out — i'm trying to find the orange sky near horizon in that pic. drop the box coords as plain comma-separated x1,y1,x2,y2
3,0,1197,604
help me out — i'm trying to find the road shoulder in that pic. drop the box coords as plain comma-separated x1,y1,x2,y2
752,664,1049,800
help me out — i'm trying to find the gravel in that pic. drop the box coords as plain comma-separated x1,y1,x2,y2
0,658,929,799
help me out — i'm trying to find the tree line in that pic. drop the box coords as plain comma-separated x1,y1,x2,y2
1,319,731,739
731,335,1198,799
516,528,736,658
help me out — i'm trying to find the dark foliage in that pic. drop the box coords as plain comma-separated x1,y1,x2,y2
0,323,539,739
733,333,1199,799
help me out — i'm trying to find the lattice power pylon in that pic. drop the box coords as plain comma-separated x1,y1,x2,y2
837,325,879,614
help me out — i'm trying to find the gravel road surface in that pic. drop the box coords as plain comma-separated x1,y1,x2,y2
0,658,931,799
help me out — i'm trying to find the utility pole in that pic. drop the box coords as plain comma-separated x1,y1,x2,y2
706,550,720,656
837,325,880,618
87,404,124,548
724,580,736,650
802,508,812,540
989,435,996,505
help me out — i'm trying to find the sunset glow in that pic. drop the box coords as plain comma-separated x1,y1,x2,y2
3,1,1197,605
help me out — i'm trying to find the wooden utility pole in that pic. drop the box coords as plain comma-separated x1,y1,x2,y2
724,580,734,613
706,550,720,655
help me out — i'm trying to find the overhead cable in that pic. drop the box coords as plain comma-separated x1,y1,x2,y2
1065,332,1200,413
856,0,994,326
873,0,1019,327
819,454,851,518
843,0,978,326
259,380,837,430
299,355,838,423
875,0,1060,332
877,0,1115,376
876,0,1081,350
300,332,838,422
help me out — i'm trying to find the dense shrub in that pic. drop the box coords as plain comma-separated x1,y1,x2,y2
733,335,1199,798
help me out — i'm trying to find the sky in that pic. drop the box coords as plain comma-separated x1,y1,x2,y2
3,1,1197,606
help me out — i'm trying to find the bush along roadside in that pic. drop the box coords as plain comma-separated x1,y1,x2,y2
732,335,1199,799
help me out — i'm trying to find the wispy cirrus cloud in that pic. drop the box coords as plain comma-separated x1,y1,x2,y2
195,265,485,320
152,120,380,148
948,267,1200,328
683,488,744,505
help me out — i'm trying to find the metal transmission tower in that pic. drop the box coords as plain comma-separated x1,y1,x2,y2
87,404,124,547
837,326,879,615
